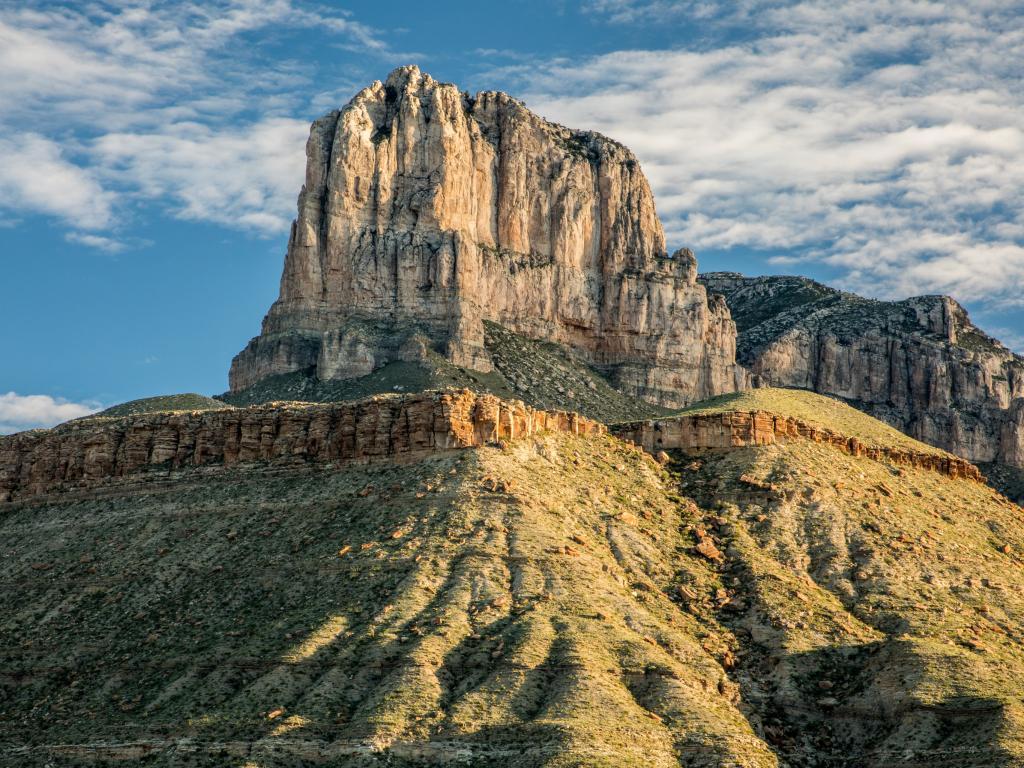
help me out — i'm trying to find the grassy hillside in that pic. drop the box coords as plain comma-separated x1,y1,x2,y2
3,394,1024,766
96,394,231,418
673,437,1024,766
0,433,770,767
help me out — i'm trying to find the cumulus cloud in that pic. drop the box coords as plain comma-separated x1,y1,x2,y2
0,1,394,235
583,0,723,24
94,117,311,233
64,232,131,253
0,134,113,229
508,0,1024,305
0,392,100,435
0,2,390,128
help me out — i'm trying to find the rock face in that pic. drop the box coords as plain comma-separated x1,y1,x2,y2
613,410,983,482
701,272,1024,467
0,390,603,502
230,66,745,408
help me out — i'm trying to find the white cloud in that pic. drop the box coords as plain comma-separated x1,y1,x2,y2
506,0,1024,305
0,134,113,229
583,0,723,24
65,232,129,253
94,117,310,233
0,392,100,435
0,2,391,128
0,1,394,235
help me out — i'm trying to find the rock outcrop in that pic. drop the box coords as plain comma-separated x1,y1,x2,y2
613,411,984,482
0,390,603,502
700,272,1024,467
230,66,745,408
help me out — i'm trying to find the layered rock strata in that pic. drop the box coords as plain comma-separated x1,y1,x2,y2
701,272,1024,467
0,390,603,502
230,66,745,407
613,411,983,482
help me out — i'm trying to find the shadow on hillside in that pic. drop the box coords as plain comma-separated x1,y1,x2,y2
742,638,1017,768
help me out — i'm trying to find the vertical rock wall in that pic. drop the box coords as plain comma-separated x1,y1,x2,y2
230,66,746,408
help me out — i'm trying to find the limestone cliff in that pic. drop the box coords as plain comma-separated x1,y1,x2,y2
230,66,745,408
700,272,1024,467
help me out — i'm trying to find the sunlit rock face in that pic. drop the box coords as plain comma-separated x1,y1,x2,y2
230,65,746,407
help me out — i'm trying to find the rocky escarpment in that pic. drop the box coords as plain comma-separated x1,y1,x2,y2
221,320,668,424
700,272,1024,467
230,65,746,408
0,390,602,502
614,411,983,482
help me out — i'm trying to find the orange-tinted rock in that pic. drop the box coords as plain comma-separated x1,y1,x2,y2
613,411,984,483
229,66,746,408
0,390,603,503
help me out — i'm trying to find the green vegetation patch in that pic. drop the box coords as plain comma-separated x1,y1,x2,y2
481,321,666,423
95,393,232,418
222,322,664,424
699,272,837,335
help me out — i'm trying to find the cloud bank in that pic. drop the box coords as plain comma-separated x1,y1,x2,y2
0,1,392,244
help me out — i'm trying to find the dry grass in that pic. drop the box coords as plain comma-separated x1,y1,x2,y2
674,437,1024,765
0,433,771,767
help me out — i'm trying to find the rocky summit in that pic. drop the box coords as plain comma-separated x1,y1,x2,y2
701,273,1024,484
229,66,745,409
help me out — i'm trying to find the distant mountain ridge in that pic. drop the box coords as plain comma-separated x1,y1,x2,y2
700,271,1024,472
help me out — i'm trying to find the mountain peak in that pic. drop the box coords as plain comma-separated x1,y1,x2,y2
702,272,1024,475
230,69,746,408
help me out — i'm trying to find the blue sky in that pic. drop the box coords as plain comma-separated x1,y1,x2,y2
2,0,1023,432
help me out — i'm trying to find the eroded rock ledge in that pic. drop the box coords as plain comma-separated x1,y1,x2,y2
614,411,984,482
0,390,603,502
